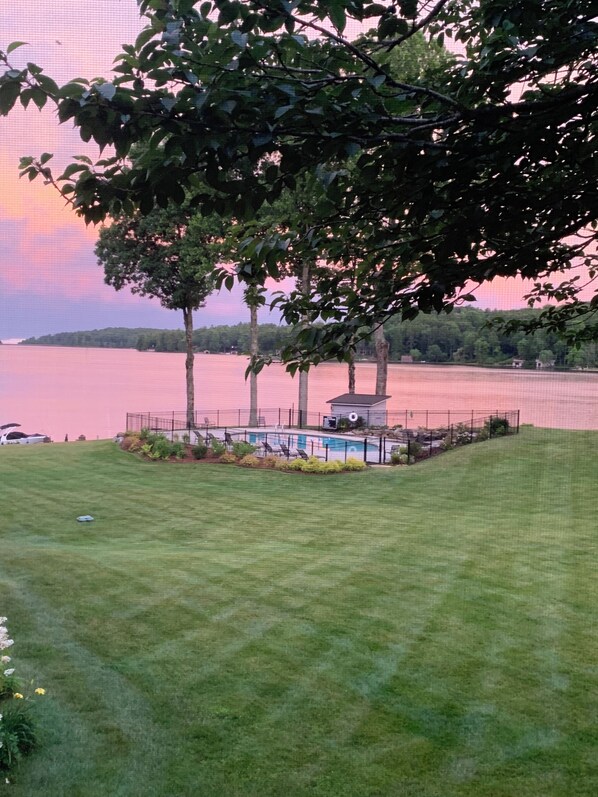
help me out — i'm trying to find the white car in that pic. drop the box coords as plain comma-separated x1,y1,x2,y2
0,423,49,445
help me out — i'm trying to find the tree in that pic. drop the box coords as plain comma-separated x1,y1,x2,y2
2,0,597,364
95,202,225,426
242,283,266,426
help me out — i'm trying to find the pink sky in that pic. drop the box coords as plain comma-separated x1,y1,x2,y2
0,2,547,341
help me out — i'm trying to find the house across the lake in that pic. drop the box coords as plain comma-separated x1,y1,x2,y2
324,393,391,428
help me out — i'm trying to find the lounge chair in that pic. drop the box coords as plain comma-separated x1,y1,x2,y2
262,440,282,456
279,443,293,459
297,447,325,461
224,431,235,448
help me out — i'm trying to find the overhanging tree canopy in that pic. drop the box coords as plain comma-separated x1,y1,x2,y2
1,0,597,364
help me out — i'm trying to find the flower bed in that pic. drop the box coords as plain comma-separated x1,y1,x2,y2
119,431,367,473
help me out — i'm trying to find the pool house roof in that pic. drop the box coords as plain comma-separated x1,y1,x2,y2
327,394,390,406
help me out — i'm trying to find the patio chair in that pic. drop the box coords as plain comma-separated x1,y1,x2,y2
224,431,235,448
279,442,293,459
297,448,325,461
262,440,282,456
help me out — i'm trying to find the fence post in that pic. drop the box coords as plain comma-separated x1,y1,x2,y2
407,438,411,464
379,436,383,464
171,411,175,437
363,437,368,464
516,410,520,433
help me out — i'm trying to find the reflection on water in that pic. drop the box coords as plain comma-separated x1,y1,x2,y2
1,345,596,440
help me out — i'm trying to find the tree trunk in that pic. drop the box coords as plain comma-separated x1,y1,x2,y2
183,305,195,428
347,352,356,394
297,260,311,427
248,301,259,426
374,322,389,395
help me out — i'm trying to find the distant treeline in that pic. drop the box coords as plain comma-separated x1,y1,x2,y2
21,308,598,368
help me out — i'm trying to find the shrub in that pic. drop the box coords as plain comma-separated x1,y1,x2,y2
486,416,510,436
127,437,144,453
343,457,367,471
409,440,424,457
262,455,279,468
273,458,291,470
320,460,344,473
210,440,226,457
120,432,141,451
0,704,38,771
149,436,174,460
0,617,45,774
192,443,208,460
171,441,186,459
219,452,238,464
390,450,402,465
182,433,190,444
239,454,260,468
232,441,257,457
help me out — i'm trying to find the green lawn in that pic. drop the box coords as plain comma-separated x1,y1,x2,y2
1,428,597,796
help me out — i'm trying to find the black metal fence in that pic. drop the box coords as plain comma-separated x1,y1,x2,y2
126,409,519,465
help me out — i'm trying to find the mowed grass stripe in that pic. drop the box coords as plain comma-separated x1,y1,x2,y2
1,429,597,796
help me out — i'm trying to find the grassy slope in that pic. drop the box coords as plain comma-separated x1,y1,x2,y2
0,429,596,797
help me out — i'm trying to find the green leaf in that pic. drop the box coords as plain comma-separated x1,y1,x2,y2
0,81,20,115
328,0,346,32
35,73,59,95
7,41,29,54
61,163,88,180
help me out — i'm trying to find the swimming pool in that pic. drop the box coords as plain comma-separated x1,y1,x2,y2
247,431,380,459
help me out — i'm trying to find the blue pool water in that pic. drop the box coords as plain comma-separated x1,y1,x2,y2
247,431,379,456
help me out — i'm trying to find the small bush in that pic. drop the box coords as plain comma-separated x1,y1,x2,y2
192,443,208,460
171,441,186,459
150,437,174,460
486,416,510,436
343,457,367,471
120,433,140,451
0,617,44,774
320,460,344,473
0,705,38,770
210,440,226,457
273,458,291,470
262,455,279,468
239,454,260,468
390,450,402,465
232,441,257,457
127,437,144,453
219,452,238,464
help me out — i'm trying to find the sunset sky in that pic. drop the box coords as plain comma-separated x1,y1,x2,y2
1,1,534,342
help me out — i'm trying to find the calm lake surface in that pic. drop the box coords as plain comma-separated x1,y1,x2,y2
1,345,596,440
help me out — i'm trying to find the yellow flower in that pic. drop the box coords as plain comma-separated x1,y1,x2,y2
13,693,23,699
34,688,46,695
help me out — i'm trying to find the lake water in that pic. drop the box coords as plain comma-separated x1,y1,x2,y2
1,345,596,440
